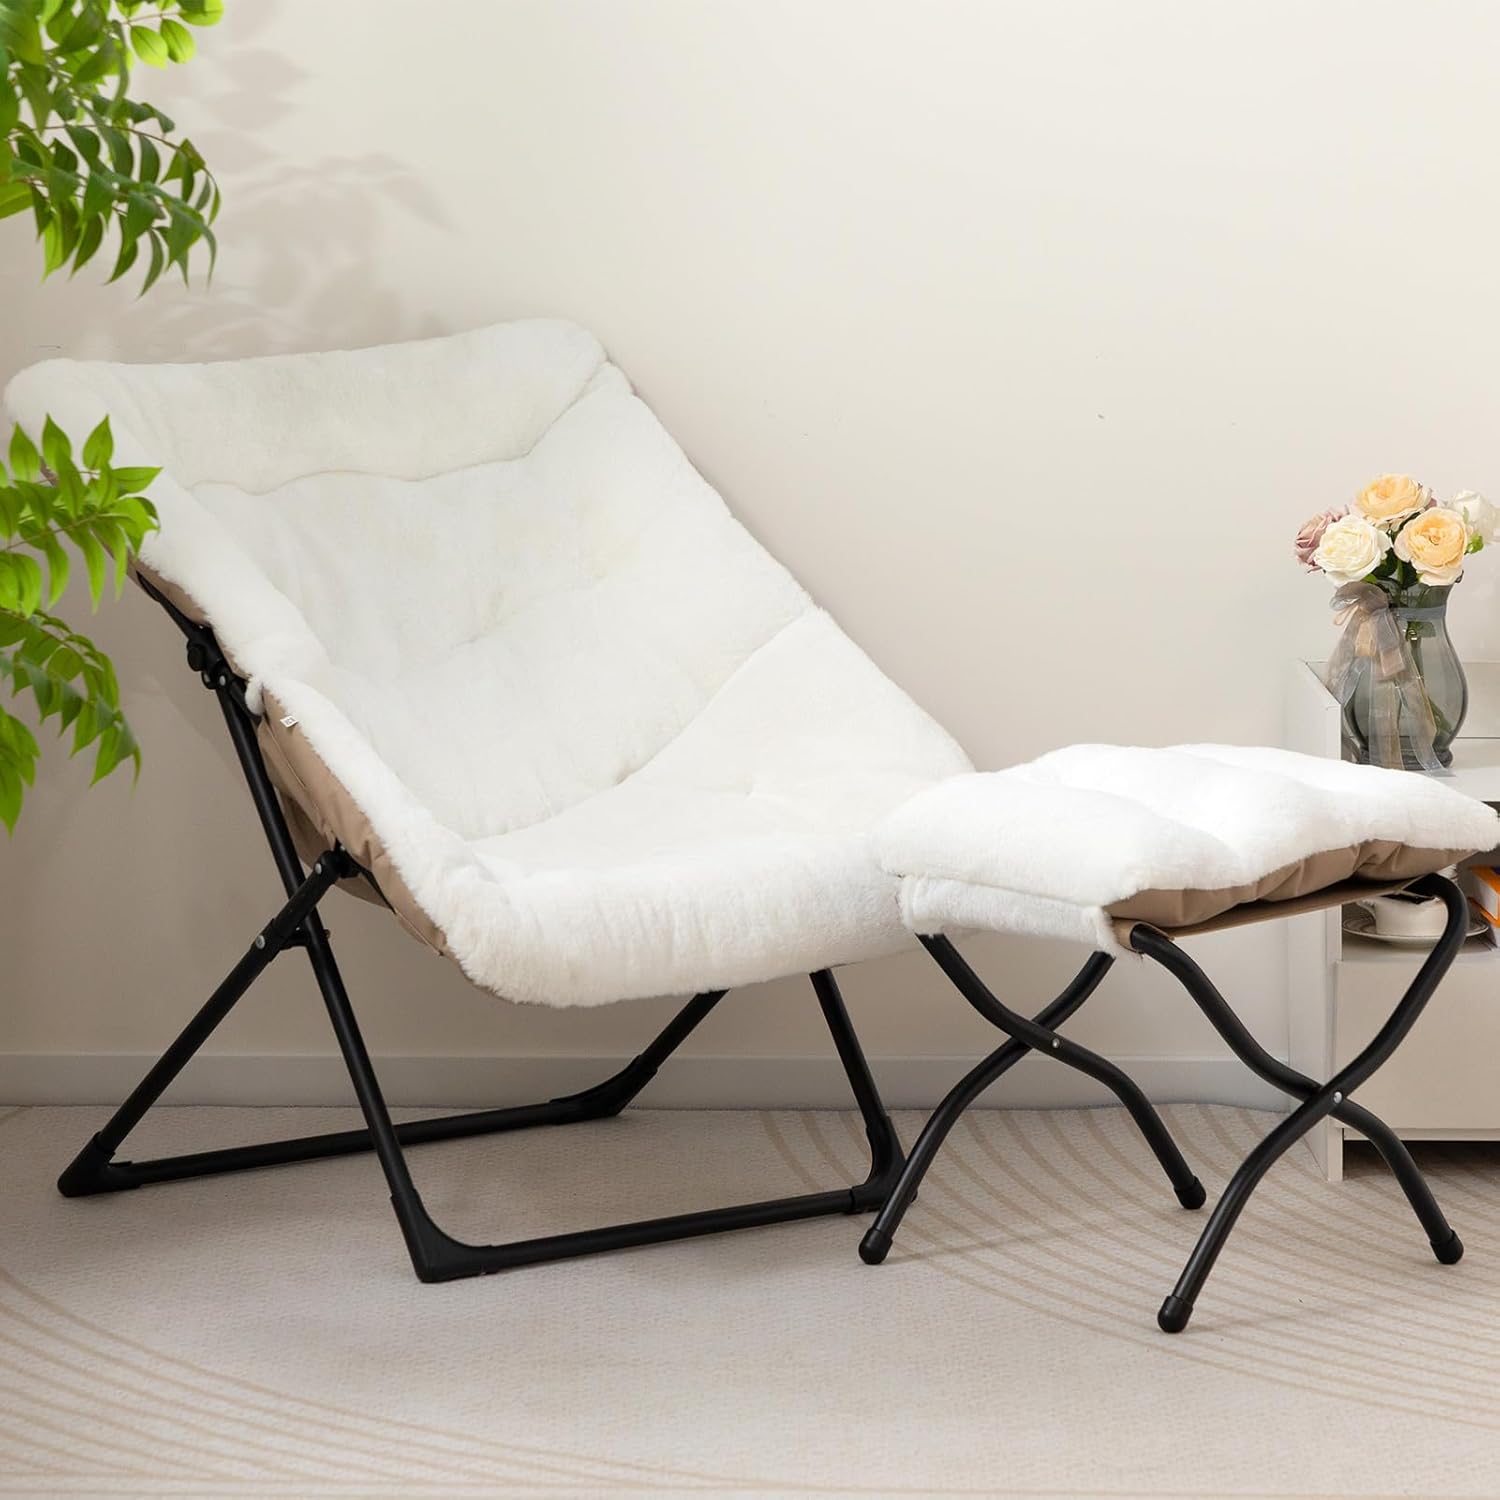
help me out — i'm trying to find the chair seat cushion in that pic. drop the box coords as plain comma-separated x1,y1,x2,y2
875,744,1500,951
255,607,970,1004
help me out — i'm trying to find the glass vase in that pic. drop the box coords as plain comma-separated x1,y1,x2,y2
1341,584,1468,769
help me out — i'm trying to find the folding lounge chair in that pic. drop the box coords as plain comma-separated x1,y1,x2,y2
11,322,1495,1331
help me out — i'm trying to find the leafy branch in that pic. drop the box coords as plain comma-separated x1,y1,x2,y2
0,416,158,828
0,0,223,290
0,0,221,829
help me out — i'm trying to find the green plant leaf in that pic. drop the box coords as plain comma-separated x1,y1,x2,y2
59,6,103,53
72,41,116,86
0,700,41,831
1,12,46,66
39,531,68,605
9,424,41,481
108,523,129,591
76,526,106,605
49,642,82,680
178,0,225,26
162,198,196,265
41,213,67,275
128,24,168,67
0,758,23,831
64,123,101,166
159,17,194,61
70,208,103,271
0,553,44,615
109,464,158,493
106,228,139,283
101,124,131,175
138,222,164,292
39,415,71,474
122,189,153,239
80,415,112,469
79,165,111,222
0,611,142,798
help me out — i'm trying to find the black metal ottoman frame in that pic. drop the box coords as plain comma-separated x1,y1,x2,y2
859,877,1469,1331
55,591,912,1282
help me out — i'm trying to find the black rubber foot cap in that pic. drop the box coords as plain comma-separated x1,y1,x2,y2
859,1228,892,1266
1433,1230,1465,1265
56,1134,127,1198
1176,1177,1207,1211
1157,1295,1192,1334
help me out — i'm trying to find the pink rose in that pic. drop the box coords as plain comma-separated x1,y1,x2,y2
1294,507,1346,570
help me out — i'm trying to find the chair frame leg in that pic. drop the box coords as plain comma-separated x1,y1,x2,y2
57,605,905,1283
859,937,1204,1266
1129,871,1469,1333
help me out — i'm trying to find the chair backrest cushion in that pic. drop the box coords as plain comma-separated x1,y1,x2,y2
8,322,821,841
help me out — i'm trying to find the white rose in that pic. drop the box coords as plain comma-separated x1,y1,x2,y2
1452,489,1498,545
1311,514,1391,583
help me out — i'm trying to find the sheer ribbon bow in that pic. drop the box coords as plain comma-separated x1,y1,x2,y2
1325,581,1440,772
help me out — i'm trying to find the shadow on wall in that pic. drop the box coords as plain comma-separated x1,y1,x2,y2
0,0,449,370
0,0,453,963
0,0,455,946
0,0,517,1065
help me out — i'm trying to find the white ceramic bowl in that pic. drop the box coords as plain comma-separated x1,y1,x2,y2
1354,891,1450,940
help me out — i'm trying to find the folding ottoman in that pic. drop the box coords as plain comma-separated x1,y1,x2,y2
871,750,1497,1329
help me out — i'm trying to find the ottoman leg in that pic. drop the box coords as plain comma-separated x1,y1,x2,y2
1157,1091,1346,1333
919,937,1205,1210
861,940,1204,1265
861,953,1117,1265
1132,872,1469,1333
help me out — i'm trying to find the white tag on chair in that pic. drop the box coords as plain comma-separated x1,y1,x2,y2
279,714,299,729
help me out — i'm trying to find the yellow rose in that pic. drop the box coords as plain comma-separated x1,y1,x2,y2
1354,473,1431,526
1394,506,1468,585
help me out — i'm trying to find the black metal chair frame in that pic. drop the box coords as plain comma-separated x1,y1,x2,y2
57,589,920,1283
858,876,1470,1331
60,585,1215,1288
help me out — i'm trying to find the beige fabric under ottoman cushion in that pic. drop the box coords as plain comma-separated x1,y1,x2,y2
1109,839,1473,928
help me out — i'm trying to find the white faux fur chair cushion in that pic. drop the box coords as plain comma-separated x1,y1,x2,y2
6,322,972,1006
878,744,1500,953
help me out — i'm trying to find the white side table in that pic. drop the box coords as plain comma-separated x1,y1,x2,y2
1287,660,1500,1180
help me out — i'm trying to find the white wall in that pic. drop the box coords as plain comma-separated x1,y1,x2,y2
3,0,1499,1106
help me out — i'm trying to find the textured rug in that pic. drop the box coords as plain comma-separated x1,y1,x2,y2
0,1103,1498,1499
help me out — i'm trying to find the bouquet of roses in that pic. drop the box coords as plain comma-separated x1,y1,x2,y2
1295,476,1494,771
1295,475,1495,591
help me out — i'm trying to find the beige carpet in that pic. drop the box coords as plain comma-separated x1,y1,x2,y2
1,1103,1499,1499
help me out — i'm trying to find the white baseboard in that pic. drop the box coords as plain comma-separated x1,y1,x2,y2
0,1051,1284,1111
